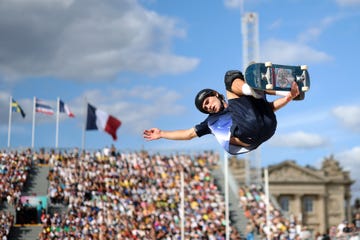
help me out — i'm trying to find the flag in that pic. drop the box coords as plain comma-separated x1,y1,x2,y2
59,99,75,117
11,98,26,118
36,98,54,115
86,103,121,140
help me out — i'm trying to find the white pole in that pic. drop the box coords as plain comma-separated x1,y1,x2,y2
245,155,250,186
7,96,12,148
55,97,60,148
224,151,230,240
264,168,271,240
256,149,262,185
180,167,184,240
82,98,87,150
31,97,36,148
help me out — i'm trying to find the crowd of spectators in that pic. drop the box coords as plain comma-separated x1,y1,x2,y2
2,147,360,239
40,148,242,239
332,215,360,240
0,149,32,239
0,211,14,240
0,149,32,206
239,184,293,239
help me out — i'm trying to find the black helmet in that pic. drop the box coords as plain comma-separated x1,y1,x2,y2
194,88,218,114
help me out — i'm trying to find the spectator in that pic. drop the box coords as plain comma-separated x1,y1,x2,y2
353,213,360,231
299,226,312,239
343,221,353,233
245,221,255,240
337,220,348,237
40,150,241,239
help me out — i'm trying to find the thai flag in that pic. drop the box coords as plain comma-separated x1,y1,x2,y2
35,98,54,115
59,99,75,117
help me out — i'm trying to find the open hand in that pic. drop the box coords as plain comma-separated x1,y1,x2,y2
143,128,161,141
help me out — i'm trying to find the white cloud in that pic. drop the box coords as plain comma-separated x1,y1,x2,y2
336,146,360,169
332,105,360,132
335,146,360,199
79,85,186,134
276,109,330,130
224,0,243,9
0,91,11,102
297,16,340,43
268,19,283,31
0,92,11,124
0,84,187,134
262,14,341,64
0,0,199,82
270,131,328,148
336,0,360,7
261,39,333,64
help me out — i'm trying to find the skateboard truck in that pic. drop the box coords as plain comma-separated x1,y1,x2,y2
261,61,273,89
296,65,309,92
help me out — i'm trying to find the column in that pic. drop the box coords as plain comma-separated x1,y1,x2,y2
293,194,303,225
319,194,327,233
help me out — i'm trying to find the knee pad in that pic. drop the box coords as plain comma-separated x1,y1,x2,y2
224,70,244,91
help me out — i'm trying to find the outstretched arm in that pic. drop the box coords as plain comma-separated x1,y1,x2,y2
143,127,198,141
271,82,300,111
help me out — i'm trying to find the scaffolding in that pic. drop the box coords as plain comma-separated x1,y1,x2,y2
241,12,262,186
241,12,260,67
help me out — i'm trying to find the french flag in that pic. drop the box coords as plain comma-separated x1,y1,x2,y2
59,99,75,117
36,98,54,115
86,103,121,140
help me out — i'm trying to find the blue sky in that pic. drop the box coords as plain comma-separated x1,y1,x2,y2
1,0,360,198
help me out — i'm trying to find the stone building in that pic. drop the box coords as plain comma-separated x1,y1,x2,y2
230,155,354,234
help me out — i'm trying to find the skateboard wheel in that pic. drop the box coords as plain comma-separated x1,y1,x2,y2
301,65,308,70
265,62,272,67
302,86,309,92
266,84,273,90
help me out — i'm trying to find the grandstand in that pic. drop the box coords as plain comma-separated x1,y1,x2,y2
1,148,244,239
1,148,359,240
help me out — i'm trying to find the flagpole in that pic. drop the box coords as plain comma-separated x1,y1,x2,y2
180,166,185,240
224,151,230,240
264,168,271,240
31,97,36,148
55,97,60,148
7,96,12,148
82,98,87,150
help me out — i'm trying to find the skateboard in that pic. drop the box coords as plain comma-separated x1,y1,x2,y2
244,62,310,100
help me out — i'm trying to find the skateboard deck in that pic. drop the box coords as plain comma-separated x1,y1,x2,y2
244,62,310,99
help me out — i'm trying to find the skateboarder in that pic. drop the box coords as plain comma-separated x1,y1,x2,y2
143,70,300,154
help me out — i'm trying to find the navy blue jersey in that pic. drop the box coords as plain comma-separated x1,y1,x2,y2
194,95,277,154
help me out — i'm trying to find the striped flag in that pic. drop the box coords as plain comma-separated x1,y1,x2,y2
86,103,121,140
59,99,75,117
11,98,26,118
35,98,54,115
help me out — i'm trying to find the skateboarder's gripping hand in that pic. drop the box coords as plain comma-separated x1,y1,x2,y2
286,82,300,102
